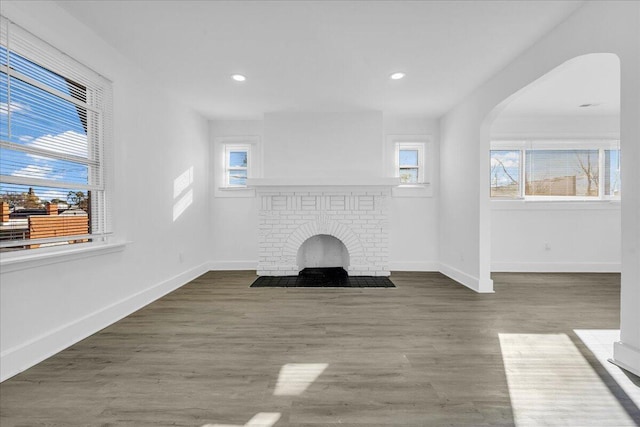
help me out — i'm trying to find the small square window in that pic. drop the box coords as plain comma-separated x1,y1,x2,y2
225,146,250,187
396,143,424,184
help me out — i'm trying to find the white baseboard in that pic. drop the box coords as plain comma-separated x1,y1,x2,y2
491,261,621,273
389,261,439,271
612,341,640,377
439,262,494,293
0,262,210,383
209,260,256,270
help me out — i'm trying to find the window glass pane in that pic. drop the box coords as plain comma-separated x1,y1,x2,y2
0,147,89,185
490,150,520,198
228,169,247,186
1,183,91,252
229,151,247,168
399,168,418,184
0,183,90,209
1,62,88,157
525,150,599,197
2,46,84,96
604,149,621,197
399,149,419,166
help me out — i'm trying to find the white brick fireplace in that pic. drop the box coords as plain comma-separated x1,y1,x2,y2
249,178,397,276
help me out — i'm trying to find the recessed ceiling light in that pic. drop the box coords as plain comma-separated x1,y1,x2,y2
231,74,246,82
390,72,405,80
579,102,601,108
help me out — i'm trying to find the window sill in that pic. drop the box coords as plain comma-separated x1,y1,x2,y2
215,186,256,198
0,240,128,274
491,199,621,211
392,183,432,198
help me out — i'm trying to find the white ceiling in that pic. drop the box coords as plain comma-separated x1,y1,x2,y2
499,53,620,118
57,0,584,120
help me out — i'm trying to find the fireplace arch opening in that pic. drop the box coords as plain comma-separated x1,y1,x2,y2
296,234,350,272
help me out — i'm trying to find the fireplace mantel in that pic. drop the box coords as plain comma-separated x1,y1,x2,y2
247,177,399,189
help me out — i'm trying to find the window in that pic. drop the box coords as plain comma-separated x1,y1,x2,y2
0,17,112,251
490,140,620,200
215,136,260,197
395,142,425,184
225,145,250,187
490,150,520,198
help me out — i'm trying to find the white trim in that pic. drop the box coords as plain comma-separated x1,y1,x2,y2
438,262,495,293
224,144,250,188
612,341,640,377
385,135,434,197
0,240,126,273
395,142,425,184
214,135,261,198
491,261,621,273
490,139,621,201
389,261,439,271
391,184,431,198
209,260,257,271
0,262,210,382
247,177,399,187
491,199,621,211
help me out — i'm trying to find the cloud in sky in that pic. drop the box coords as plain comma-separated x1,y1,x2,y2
27,130,88,158
0,101,25,115
11,163,63,182
491,151,519,169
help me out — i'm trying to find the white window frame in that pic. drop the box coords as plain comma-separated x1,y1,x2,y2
214,135,260,197
0,15,115,261
490,139,620,202
224,145,250,188
385,135,434,198
395,142,425,185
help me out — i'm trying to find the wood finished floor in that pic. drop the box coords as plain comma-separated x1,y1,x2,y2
1,271,638,426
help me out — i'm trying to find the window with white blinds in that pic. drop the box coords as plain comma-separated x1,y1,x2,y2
490,140,621,200
0,16,113,251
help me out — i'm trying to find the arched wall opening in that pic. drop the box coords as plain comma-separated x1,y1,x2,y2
483,53,621,274
435,0,639,377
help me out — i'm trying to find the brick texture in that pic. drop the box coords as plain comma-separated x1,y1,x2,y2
256,188,390,276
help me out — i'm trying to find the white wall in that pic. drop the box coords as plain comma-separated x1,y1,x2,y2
263,112,383,179
209,120,262,270
209,114,440,272
385,115,440,271
0,1,211,381
491,203,621,272
439,1,639,373
490,114,621,272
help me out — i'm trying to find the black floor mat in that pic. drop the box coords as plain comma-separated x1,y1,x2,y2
250,273,395,288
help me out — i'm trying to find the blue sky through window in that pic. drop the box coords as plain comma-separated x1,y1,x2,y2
399,149,418,166
1,45,88,202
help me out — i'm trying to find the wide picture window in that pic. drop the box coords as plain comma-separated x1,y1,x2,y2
0,17,112,252
490,141,620,200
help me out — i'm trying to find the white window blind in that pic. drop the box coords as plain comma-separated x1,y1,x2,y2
0,16,113,251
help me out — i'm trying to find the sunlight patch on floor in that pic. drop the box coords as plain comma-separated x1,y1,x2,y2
274,363,328,396
499,333,637,426
574,329,640,407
